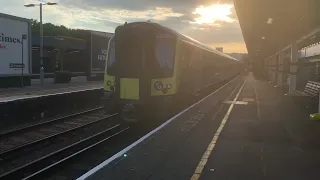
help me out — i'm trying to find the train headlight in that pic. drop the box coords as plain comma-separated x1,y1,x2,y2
154,81,163,90
107,81,112,86
166,84,172,89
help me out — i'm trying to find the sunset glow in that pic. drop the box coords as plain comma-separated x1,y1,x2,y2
193,4,234,25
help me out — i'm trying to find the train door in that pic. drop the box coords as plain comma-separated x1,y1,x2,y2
114,26,146,102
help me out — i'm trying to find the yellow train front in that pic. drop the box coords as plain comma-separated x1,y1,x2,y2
103,22,242,120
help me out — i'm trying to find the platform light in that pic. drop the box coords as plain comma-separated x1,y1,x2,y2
267,18,273,24
46,2,58,5
24,4,36,7
310,35,316,39
261,36,266,40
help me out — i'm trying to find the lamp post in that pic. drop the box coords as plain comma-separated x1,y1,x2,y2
24,2,58,87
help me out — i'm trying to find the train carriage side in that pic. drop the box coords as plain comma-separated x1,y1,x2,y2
173,34,242,102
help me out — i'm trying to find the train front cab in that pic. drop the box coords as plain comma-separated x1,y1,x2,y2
102,25,181,117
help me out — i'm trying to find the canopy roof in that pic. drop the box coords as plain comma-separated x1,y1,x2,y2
234,0,320,60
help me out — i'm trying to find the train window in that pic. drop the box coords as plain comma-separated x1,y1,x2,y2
155,37,175,70
185,43,197,68
180,43,189,69
112,28,144,78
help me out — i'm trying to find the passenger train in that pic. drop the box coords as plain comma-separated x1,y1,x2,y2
103,21,243,119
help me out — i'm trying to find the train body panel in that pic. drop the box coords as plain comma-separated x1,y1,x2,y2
175,38,240,98
119,78,140,100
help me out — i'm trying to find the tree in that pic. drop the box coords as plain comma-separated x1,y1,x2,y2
30,19,90,40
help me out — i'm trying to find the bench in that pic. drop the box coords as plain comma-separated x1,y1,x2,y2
290,81,320,97
284,75,290,86
287,81,320,112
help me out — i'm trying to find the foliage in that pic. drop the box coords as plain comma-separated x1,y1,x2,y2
31,19,90,40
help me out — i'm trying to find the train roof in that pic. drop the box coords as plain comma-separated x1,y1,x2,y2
179,33,239,61
122,21,241,62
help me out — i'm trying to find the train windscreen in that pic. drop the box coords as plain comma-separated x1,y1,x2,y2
112,27,144,78
154,34,176,78
109,24,176,78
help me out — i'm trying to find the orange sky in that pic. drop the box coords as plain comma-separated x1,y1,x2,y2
210,42,247,53
2,1,247,53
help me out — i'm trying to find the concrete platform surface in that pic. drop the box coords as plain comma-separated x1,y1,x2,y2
80,74,320,180
0,76,103,103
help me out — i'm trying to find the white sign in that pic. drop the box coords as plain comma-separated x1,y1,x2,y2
0,16,30,76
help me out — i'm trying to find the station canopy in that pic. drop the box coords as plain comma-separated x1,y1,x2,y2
234,0,320,60
32,35,86,52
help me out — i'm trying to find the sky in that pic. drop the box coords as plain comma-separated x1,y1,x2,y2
1,0,247,53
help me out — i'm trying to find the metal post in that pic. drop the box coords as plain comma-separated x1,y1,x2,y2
318,91,320,113
277,51,283,87
61,55,64,71
272,57,276,83
268,58,271,81
40,3,44,86
21,38,24,88
289,43,298,93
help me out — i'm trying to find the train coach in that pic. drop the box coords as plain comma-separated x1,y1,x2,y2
102,21,243,120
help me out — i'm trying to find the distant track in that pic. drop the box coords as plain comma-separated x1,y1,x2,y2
0,107,113,156
0,106,104,137
0,107,120,178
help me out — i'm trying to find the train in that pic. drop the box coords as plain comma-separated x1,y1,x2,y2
102,21,243,120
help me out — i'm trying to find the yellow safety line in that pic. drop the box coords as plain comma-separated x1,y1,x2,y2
253,78,261,121
191,77,247,180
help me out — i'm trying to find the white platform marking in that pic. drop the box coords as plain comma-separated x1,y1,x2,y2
242,98,255,102
76,76,240,180
223,101,248,105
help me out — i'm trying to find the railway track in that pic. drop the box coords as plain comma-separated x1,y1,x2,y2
0,107,125,179
0,106,104,137
0,124,128,180
0,107,106,155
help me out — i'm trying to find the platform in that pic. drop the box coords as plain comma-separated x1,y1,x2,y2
79,73,320,180
0,76,103,103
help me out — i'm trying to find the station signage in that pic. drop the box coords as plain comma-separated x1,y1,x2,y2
90,31,113,74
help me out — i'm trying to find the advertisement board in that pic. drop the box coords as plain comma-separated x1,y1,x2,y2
0,15,31,76
90,31,113,75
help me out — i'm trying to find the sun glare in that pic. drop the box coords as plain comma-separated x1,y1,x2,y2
193,4,234,25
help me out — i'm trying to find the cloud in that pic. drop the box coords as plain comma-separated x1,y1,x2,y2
0,0,246,53
183,22,244,43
